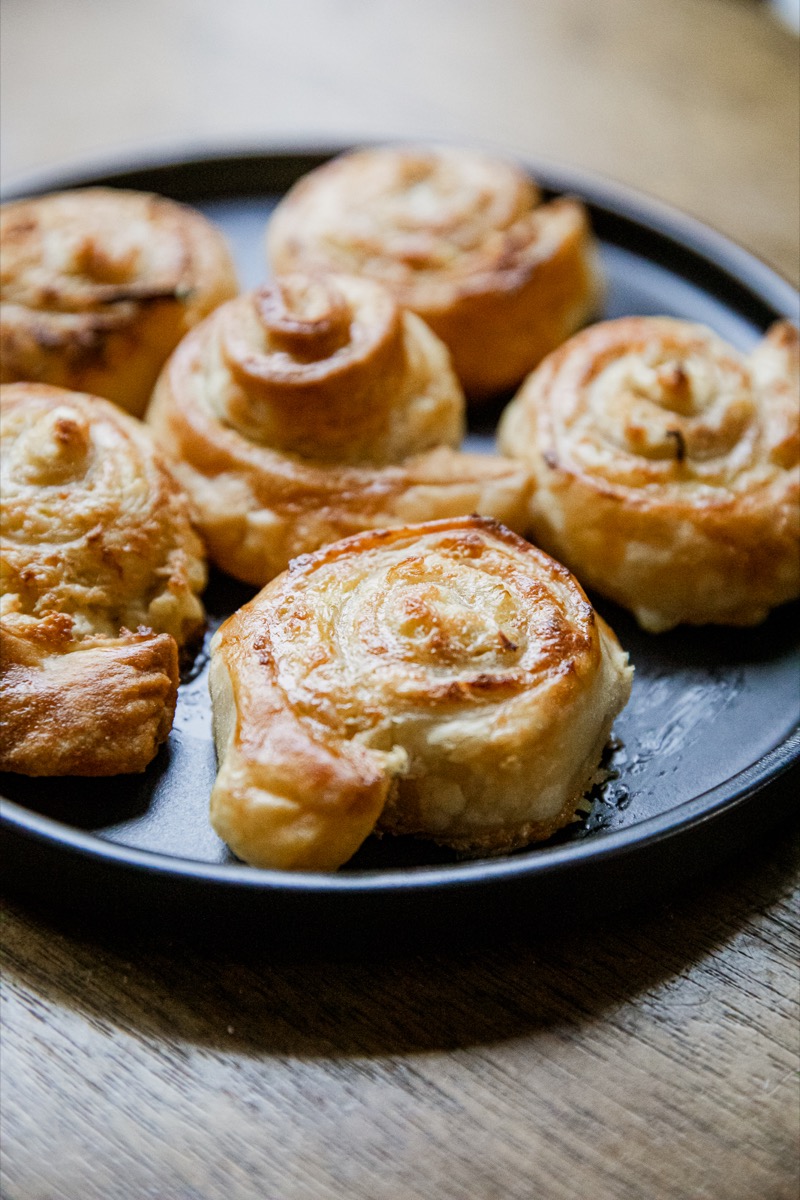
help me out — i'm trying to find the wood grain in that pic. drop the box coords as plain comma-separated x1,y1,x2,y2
1,2,799,1198
2,826,798,1200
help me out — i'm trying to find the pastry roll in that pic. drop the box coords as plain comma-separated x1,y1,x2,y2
209,515,633,871
147,273,531,585
266,145,600,398
0,188,238,417
0,383,207,775
498,318,800,632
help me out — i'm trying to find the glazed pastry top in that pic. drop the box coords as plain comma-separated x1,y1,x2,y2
208,516,632,870
184,273,464,465
0,188,238,414
497,318,800,631
267,145,601,399
146,271,531,584
513,317,800,497
268,145,588,313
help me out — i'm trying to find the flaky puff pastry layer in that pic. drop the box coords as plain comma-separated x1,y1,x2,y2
209,516,633,871
498,318,800,632
1,188,238,417
267,145,601,398
1,383,207,775
147,273,530,585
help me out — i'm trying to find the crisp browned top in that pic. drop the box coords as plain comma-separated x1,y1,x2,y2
0,381,206,644
249,515,601,733
0,187,233,317
208,514,631,870
0,188,238,414
195,273,459,465
505,317,800,503
267,145,590,312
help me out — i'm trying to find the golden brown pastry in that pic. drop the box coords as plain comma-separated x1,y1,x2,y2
1,188,238,417
0,382,207,775
498,318,800,632
209,515,633,871
266,145,601,398
147,273,531,585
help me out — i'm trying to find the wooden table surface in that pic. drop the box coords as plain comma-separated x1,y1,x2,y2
1,2,799,1198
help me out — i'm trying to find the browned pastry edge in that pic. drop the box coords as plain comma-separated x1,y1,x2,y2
1,381,208,647
0,188,239,417
0,620,178,776
417,198,601,399
146,287,531,584
498,317,800,631
209,515,632,869
267,145,602,398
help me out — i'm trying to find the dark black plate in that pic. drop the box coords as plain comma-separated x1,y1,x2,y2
2,145,799,947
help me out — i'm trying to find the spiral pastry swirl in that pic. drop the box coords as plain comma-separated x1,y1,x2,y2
1,383,207,775
267,145,601,398
209,516,633,871
147,273,530,585
498,318,800,632
0,188,238,417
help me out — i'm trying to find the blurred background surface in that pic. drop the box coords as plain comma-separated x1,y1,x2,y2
2,0,799,283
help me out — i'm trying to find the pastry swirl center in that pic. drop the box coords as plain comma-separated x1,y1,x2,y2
373,560,523,668
578,340,759,482
10,405,92,485
213,275,406,459
268,535,595,739
1,195,190,314
255,276,352,360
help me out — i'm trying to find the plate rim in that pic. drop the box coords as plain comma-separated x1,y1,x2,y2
2,136,798,309
1,141,799,905
2,728,799,895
